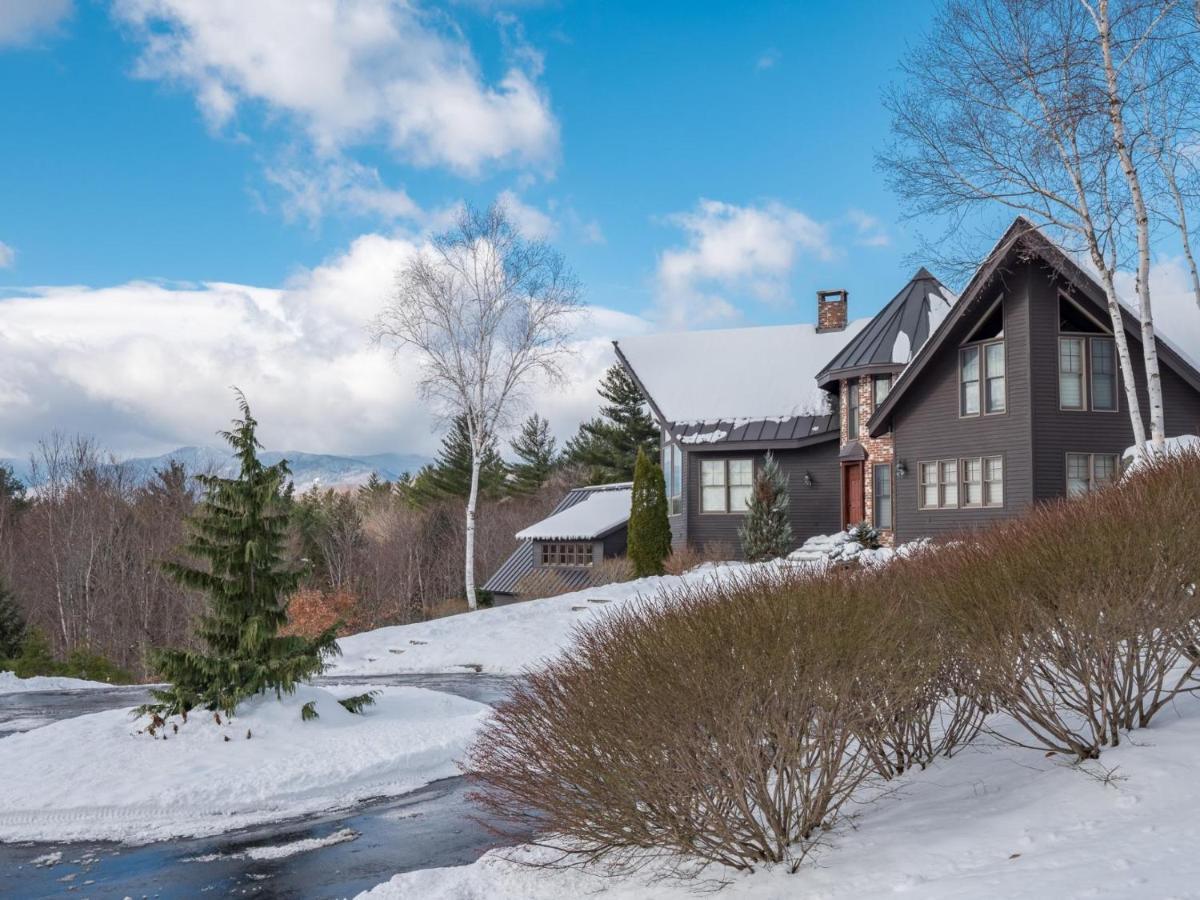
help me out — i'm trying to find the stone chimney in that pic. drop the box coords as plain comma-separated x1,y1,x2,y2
816,289,848,333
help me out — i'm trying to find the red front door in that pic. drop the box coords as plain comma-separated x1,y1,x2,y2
843,463,864,527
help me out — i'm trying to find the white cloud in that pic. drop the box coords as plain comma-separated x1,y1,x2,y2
846,209,891,248
1114,257,1200,368
0,233,649,460
654,199,835,327
0,0,72,47
496,190,556,240
265,158,423,226
112,0,559,177
0,242,14,269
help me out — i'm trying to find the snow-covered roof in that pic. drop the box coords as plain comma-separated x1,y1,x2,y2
515,484,632,541
616,319,870,423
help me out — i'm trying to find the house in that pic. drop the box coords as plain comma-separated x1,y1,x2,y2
483,482,631,603
616,217,1200,551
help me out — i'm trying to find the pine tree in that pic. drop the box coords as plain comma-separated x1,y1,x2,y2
141,393,354,720
739,452,793,561
0,576,25,662
509,414,557,495
0,463,29,515
564,365,658,483
404,415,508,507
627,448,671,577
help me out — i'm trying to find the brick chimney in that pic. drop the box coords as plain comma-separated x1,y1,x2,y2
816,289,848,333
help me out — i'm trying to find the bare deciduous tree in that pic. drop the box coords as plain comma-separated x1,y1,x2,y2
881,0,1200,450
373,204,582,609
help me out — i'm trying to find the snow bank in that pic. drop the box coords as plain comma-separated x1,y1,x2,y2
360,695,1200,899
332,562,769,677
0,671,116,694
1123,434,1200,474
0,684,488,843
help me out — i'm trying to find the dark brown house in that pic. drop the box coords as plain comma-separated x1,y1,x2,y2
616,218,1200,552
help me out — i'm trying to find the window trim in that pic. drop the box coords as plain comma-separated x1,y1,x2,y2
872,374,892,410
1088,336,1119,413
872,462,893,530
959,338,1006,418
539,542,595,568
1058,335,1088,411
699,457,755,515
918,458,961,510
847,378,861,440
1065,451,1120,496
959,455,1004,509
663,439,683,516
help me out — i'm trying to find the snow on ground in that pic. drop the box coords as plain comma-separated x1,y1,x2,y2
0,671,117,694
1123,434,1200,473
332,561,775,677
0,683,488,843
360,695,1200,900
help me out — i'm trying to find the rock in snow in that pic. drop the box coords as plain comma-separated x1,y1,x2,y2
0,684,488,843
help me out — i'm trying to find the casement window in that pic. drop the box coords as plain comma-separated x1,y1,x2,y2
872,463,893,529
960,340,1006,416
540,542,594,567
919,459,959,509
960,456,1004,508
700,458,753,513
873,374,892,408
662,441,683,515
847,379,860,440
1066,452,1120,497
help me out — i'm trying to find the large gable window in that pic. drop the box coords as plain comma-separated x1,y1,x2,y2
701,459,753,513
1060,294,1117,413
961,340,1005,416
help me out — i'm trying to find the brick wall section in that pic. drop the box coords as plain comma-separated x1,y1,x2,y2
840,376,896,545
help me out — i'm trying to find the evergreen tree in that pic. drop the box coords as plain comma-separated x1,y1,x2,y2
141,393,358,720
404,415,508,507
0,576,25,661
0,463,29,515
627,448,671,577
564,365,658,483
739,453,793,561
509,414,557,495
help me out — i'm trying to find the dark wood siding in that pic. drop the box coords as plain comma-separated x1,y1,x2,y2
684,440,841,558
892,264,1035,541
1027,261,1200,499
601,526,628,559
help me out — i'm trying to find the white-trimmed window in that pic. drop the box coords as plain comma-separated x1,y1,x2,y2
961,456,1003,508
540,542,594,567
1066,452,1120,496
662,441,683,515
919,459,960,509
873,463,893,529
961,340,1005,416
847,379,861,440
700,459,753,513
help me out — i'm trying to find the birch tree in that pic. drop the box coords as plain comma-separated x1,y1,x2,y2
373,204,581,610
880,0,1151,447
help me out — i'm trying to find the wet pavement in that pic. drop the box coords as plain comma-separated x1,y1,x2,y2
0,673,524,899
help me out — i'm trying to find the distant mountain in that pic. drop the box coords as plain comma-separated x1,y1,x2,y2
1,446,431,493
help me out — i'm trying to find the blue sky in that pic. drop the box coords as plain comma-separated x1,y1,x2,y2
0,0,974,458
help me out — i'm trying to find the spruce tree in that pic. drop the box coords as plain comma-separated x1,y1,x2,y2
142,393,351,720
627,448,671,577
564,365,658,483
405,415,507,506
0,576,26,662
739,452,793,561
509,414,557,495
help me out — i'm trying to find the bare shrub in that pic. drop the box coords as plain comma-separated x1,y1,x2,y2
663,541,735,576
914,450,1200,761
468,568,910,873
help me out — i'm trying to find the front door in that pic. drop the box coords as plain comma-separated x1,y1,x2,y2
843,463,864,527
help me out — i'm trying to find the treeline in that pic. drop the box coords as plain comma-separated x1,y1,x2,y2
0,363,660,681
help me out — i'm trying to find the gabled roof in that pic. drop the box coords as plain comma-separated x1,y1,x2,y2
615,319,870,425
515,483,632,541
868,217,1200,437
816,268,957,387
483,482,631,596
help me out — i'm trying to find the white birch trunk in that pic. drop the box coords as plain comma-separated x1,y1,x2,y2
1161,162,1200,314
1096,0,1166,448
464,446,481,611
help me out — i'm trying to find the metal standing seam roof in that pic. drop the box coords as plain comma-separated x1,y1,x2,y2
670,414,839,447
482,482,633,596
816,268,957,387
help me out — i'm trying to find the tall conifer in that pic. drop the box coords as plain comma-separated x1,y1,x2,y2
142,393,344,719
564,365,658,483
627,448,671,577
509,414,557,495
